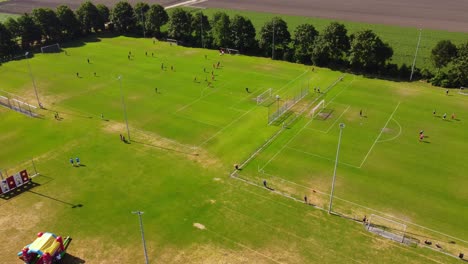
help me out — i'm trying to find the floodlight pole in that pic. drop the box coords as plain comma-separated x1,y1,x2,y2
275,94,280,113
328,123,345,214
25,52,42,109
132,211,149,264
118,76,131,141
141,9,146,38
410,28,422,81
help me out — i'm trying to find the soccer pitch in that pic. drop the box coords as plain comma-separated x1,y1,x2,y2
0,35,466,263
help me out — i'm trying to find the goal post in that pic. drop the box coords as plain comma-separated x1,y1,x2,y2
367,214,407,243
41,43,61,53
166,38,179,46
308,99,325,118
459,87,468,95
221,47,240,55
256,88,272,105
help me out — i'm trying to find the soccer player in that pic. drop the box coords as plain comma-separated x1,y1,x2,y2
446,89,449,96
360,110,363,117
304,195,307,204
75,157,80,166
419,130,424,135
155,87,158,93
161,63,164,70
145,51,148,56
94,72,96,77
433,109,436,115
443,113,447,119
263,180,267,188
419,133,424,141
70,158,74,166
452,113,456,119
76,72,79,78
245,87,250,93
87,58,90,64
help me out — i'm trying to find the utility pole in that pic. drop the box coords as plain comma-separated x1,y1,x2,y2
272,20,275,60
132,211,149,264
200,13,204,48
118,76,131,141
141,9,146,38
410,28,422,81
25,52,42,108
329,123,345,214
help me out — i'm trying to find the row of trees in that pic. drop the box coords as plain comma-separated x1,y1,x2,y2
429,40,467,87
0,1,465,87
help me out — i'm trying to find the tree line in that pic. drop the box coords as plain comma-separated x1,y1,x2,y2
0,1,466,87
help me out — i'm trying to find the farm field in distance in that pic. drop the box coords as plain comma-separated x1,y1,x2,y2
0,35,466,263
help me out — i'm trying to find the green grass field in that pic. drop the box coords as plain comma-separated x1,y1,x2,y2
0,12,18,22
185,7,468,72
0,35,466,263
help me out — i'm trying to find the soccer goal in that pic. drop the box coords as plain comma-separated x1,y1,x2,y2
41,43,61,53
366,214,407,243
166,38,179,46
256,88,272,105
459,87,468,95
308,99,325,118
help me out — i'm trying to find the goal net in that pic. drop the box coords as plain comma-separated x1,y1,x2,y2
459,87,468,95
256,88,272,105
366,214,407,243
222,48,240,55
307,99,325,118
166,38,179,46
41,43,61,53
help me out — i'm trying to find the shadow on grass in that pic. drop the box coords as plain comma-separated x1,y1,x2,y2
0,181,40,201
26,190,83,209
62,254,86,264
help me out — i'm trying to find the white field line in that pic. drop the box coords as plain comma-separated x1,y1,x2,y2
304,105,350,134
286,146,361,169
359,102,401,168
259,75,349,171
240,171,468,245
172,112,223,128
199,70,313,147
176,81,231,113
204,228,284,264
199,105,256,146
377,118,403,143
324,75,356,106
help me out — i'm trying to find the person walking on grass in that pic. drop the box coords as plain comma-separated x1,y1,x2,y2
75,157,80,166
70,158,74,167
443,113,447,120
304,195,308,204
263,180,267,188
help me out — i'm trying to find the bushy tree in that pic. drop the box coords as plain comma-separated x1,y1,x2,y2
293,24,318,63
230,15,257,53
311,22,349,66
112,1,136,33
4,17,20,39
76,1,101,34
32,8,61,42
134,2,149,36
96,4,110,31
448,41,468,87
348,30,393,72
191,12,211,48
168,8,192,43
146,4,168,37
56,5,81,39
431,40,457,72
259,17,291,59
211,12,231,48
0,22,18,57
16,14,42,49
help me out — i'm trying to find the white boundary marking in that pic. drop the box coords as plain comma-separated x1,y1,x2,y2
286,146,361,169
359,102,401,168
199,70,312,146
165,0,205,9
304,105,350,134
378,118,403,143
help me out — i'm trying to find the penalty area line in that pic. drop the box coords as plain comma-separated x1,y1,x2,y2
359,102,401,168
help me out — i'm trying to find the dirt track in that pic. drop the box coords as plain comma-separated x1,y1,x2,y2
1,0,468,33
